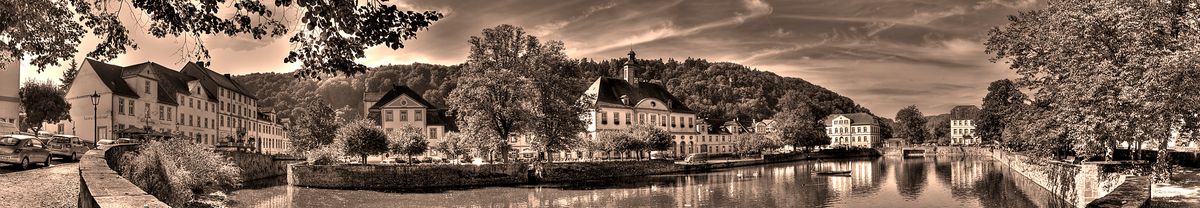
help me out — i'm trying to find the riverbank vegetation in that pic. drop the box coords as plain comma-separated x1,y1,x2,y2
119,139,241,207
985,0,1200,175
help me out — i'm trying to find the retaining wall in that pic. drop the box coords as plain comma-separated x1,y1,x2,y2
219,151,305,182
1085,176,1152,208
988,149,1131,207
288,163,530,189
77,144,170,208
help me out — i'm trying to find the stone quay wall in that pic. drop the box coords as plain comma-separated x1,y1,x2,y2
218,151,305,182
288,163,531,189
987,149,1131,207
78,144,170,208
289,149,883,189
1085,175,1152,208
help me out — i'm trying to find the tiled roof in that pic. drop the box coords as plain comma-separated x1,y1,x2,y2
586,77,694,113
128,62,196,106
368,85,436,110
949,105,981,120
181,63,256,101
83,59,139,98
823,113,878,126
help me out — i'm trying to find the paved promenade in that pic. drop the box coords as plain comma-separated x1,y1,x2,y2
0,162,79,208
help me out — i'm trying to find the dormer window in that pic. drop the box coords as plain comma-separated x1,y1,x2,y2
144,80,151,94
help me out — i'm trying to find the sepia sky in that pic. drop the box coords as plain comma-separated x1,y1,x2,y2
19,0,1042,117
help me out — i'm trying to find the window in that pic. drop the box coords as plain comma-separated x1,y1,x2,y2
385,110,394,122
144,80,151,94
415,110,423,122
600,111,608,125
118,98,126,115
613,112,619,125
671,116,676,128
129,100,136,116
400,111,408,121
159,106,165,120
145,103,150,116
625,114,631,125
429,128,438,140
167,107,173,121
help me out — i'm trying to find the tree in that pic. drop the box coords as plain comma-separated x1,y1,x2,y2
895,105,929,145
629,125,673,160
586,130,636,160
19,80,71,134
986,0,1200,161
335,120,389,164
450,25,566,162
774,106,830,151
59,61,79,90
977,79,1026,144
388,126,429,164
435,132,470,163
931,119,950,144
3,0,441,78
733,133,781,155
287,99,340,154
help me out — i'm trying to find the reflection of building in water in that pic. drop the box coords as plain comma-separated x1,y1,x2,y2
951,159,987,192
823,160,879,195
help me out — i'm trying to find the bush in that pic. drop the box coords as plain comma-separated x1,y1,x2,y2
119,139,241,207
307,146,344,165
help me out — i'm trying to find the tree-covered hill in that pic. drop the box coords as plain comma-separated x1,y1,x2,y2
234,58,874,124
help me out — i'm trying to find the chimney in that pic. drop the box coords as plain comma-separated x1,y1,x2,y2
224,74,232,79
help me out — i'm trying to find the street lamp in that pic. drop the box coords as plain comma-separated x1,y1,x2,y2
90,92,101,148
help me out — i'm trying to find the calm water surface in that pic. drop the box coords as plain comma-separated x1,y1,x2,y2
229,156,1071,208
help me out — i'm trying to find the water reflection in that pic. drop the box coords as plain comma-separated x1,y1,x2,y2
230,156,1071,208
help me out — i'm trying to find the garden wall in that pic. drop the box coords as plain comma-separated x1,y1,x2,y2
78,144,170,208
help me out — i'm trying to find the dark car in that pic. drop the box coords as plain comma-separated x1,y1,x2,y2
0,135,52,170
46,135,90,161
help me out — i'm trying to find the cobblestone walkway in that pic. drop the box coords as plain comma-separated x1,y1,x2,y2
1150,167,1200,207
0,163,79,208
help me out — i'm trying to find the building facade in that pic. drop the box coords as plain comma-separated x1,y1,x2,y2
949,105,980,145
50,59,289,154
363,85,456,158
823,113,881,148
0,58,18,134
581,51,736,159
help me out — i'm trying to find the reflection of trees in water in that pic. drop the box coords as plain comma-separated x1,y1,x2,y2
895,157,928,199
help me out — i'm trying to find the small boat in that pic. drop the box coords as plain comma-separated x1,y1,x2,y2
816,169,854,174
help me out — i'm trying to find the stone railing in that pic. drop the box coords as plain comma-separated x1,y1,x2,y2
77,144,170,208
1086,175,1152,208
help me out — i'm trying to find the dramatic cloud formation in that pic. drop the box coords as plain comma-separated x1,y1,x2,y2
20,0,1042,117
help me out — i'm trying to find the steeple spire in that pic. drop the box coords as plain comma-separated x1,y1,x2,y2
623,50,638,83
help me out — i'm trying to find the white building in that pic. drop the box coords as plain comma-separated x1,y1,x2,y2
949,105,980,145
49,59,289,154
581,50,723,158
0,59,18,134
823,113,881,148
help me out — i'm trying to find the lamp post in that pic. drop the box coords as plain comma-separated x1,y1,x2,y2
90,92,101,148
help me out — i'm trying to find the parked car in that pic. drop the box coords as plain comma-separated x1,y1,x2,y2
0,135,52,170
46,135,90,161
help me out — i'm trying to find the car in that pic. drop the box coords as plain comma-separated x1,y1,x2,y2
46,135,91,161
0,135,52,170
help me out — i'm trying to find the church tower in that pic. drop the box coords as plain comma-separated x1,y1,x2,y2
623,50,637,83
